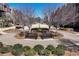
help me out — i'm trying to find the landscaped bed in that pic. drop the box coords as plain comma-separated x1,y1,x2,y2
15,31,25,39
0,33,2,35
3,29,19,33
0,42,79,56
15,31,63,39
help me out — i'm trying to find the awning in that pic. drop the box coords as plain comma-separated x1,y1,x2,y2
31,23,49,29
31,23,40,29
40,23,49,29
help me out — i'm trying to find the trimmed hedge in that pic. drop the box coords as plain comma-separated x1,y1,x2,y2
6,45,13,52
24,49,36,56
0,42,67,56
57,44,66,50
0,47,10,54
33,45,44,52
38,49,50,56
55,44,65,56
46,45,55,51
13,44,23,49
23,46,31,52
11,44,23,56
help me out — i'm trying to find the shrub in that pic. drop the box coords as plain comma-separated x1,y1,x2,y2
23,46,31,52
19,32,24,37
0,47,10,54
43,49,50,56
11,44,23,56
38,49,50,56
46,45,55,54
33,45,44,52
0,42,3,48
57,44,66,50
55,44,65,56
55,47,64,56
24,49,36,56
11,49,23,56
6,45,13,52
13,44,23,49
46,45,55,51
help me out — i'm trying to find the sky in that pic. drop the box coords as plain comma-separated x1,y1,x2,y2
8,3,64,18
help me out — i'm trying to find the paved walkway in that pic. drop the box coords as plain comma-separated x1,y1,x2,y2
0,32,61,47
57,30,79,46
0,26,15,31
0,26,15,34
0,27,79,47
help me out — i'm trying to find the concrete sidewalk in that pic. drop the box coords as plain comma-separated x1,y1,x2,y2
0,26,15,35
0,26,15,32
57,30,79,46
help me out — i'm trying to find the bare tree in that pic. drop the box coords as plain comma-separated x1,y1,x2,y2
21,7,35,26
43,6,55,26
